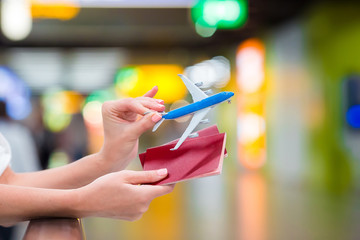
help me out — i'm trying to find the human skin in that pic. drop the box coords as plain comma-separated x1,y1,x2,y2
0,86,174,226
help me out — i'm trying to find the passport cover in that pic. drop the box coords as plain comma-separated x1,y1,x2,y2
139,125,227,185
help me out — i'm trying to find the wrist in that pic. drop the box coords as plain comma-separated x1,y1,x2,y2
99,142,132,172
21,188,83,220
97,146,118,172
65,188,89,218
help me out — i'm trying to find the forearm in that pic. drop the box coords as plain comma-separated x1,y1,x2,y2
0,184,78,226
9,152,112,189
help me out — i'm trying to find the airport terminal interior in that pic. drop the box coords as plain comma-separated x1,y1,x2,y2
1,0,360,239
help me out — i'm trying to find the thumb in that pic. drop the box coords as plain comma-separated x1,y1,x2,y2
129,112,162,138
124,169,168,185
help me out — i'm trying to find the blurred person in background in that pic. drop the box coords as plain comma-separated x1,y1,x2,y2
24,99,56,170
0,87,174,230
0,100,41,240
0,101,40,173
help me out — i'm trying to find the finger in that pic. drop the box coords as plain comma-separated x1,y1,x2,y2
138,99,165,113
136,97,164,108
143,86,158,98
139,184,175,199
123,169,168,185
131,101,154,116
103,99,153,118
129,112,162,138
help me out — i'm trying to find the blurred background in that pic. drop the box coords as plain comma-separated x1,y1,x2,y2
1,0,360,239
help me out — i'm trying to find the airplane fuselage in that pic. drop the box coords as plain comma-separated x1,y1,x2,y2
163,91,234,120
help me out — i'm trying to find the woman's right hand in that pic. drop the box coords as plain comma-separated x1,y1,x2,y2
74,169,174,221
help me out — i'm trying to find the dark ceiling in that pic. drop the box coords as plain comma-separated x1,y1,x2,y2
0,0,313,49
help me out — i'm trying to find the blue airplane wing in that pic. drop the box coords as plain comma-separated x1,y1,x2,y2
178,74,208,102
171,107,211,150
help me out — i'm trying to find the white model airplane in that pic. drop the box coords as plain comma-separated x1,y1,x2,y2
153,74,234,150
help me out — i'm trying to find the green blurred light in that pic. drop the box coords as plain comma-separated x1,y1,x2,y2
191,0,247,29
41,89,72,132
115,67,139,93
48,151,69,169
43,111,72,132
195,22,217,37
85,89,115,104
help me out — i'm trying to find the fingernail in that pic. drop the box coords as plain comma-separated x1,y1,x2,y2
156,99,164,105
157,168,168,176
152,113,162,122
158,104,165,109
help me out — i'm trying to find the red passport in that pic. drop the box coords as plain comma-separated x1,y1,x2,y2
140,125,227,185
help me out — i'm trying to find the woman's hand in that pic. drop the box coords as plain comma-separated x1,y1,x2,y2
100,86,165,171
74,169,174,221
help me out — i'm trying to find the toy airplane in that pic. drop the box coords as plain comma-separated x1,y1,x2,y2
153,74,234,150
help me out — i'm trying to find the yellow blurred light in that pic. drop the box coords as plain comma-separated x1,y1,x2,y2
30,0,80,20
42,90,83,114
43,111,72,132
42,89,81,132
115,65,187,104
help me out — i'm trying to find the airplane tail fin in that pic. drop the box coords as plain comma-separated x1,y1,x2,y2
152,118,165,132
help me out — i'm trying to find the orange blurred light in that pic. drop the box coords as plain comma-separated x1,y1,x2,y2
236,39,265,93
238,146,266,169
30,0,80,20
236,38,266,169
237,173,267,240
82,100,104,154
61,91,84,114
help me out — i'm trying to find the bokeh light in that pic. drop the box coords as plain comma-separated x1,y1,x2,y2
237,113,266,145
6,95,32,120
115,67,139,95
185,56,231,89
82,101,103,128
115,65,186,104
346,105,360,128
195,22,217,37
236,38,266,169
191,0,248,30
236,39,265,93
43,110,72,133
0,67,32,120
82,89,116,129
48,150,70,169
30,0,80,20
1,0,32,41
42,89,83,132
